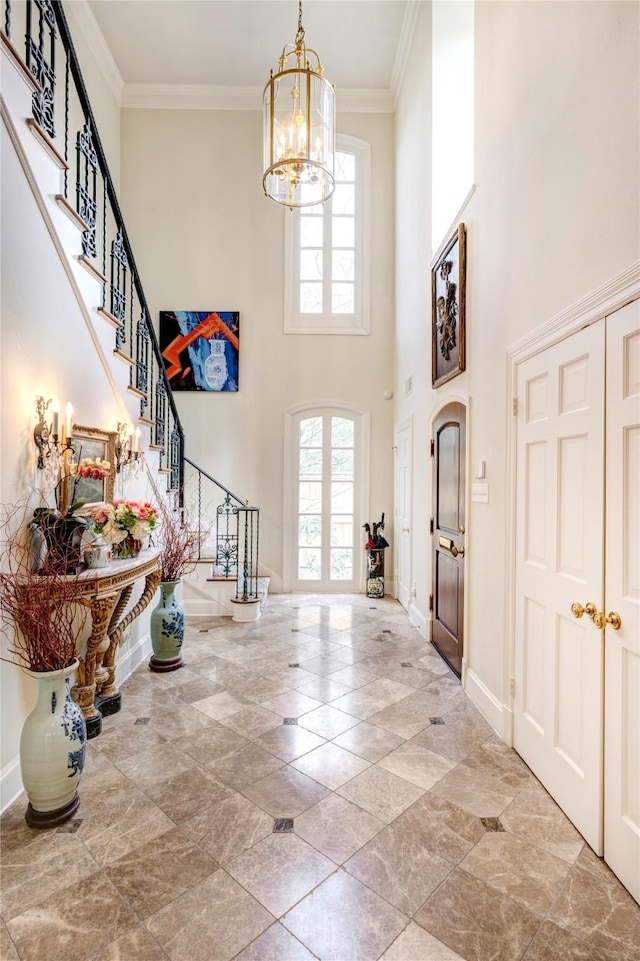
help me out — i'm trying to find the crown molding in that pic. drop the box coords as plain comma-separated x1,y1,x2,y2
390,0,421,107
121,83,395,113
121,83,261,111
66,0,124,105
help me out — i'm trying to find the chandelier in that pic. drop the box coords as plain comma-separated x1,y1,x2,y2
262,0,336,208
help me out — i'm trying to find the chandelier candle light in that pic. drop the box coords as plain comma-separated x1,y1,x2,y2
263,0,336,208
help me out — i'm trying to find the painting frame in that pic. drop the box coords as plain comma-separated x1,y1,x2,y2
431,223,466,388
159,310,240,392
60,424,116,513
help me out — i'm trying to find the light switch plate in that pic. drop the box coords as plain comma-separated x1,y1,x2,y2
472,483,489,503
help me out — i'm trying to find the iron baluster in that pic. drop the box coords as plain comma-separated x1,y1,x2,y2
136,312,149,410
101,178,106,307
5,0,11,40
155,379,167,464
63,52,69,196
170,424,181,491
76,120,97,257
110,228,128,348
27,0,56,138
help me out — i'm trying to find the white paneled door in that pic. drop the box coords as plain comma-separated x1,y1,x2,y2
514,299,640,902
395,421,412,611
604,300,640,901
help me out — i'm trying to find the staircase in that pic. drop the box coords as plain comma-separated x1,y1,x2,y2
1,0,262,616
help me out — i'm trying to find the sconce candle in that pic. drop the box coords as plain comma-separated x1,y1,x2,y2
65,403,73,439
51,400,59,438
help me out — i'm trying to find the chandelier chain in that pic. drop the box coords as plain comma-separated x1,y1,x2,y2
296,0,305,45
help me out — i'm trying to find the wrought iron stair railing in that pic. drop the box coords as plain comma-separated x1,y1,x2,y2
3,0,182,490
184,457,260,602
1,0,260,596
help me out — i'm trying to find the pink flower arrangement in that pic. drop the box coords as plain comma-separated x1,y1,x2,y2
72,500,158,542
76,457,111,481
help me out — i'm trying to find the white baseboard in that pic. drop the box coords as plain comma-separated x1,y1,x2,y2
0,755,23,815
115,630,153,686
409,603,427,638
464,666,505,738
184,597,233,617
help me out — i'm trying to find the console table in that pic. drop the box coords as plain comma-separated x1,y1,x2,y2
71,548,161,738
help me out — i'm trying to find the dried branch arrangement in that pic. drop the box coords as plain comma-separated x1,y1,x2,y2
156,497,204,583
0,502,89,672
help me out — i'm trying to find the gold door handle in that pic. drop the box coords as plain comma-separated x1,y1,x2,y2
451,545,465,558
458,525,465,534
592,610,622,630
571,603,622,630
402,527,410,533
571,602,597,620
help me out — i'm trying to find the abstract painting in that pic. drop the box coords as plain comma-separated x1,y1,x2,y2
159,311,239,392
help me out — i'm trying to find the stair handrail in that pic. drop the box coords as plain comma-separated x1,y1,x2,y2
49,1,185,503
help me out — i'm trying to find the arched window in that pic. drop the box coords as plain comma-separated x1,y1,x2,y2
284,403,370,591
284,136,371,335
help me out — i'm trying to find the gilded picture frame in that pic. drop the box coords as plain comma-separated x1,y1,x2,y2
60,424,116,513
431,223,466,388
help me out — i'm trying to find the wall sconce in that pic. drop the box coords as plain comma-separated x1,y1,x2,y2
33,396,74,474
115,422,144,478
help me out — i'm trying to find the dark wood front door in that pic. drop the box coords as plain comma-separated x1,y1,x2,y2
431,403,466,676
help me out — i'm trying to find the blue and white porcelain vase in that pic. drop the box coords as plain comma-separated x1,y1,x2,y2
149,581,184,672
20,659,87,828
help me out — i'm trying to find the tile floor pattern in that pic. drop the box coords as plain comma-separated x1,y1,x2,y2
2,594,639,961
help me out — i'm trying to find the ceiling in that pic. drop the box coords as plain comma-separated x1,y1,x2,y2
86,0,413,110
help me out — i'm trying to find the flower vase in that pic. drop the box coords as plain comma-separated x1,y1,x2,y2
112,534,142,559
19,660,87,828
149,581,184,673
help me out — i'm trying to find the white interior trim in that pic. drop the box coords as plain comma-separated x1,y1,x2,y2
68,0,124,105
503,263,640,748
121,83,394,114
390,0,422,107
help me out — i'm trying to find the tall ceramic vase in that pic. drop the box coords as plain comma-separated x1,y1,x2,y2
149,581,184,672
20,660,87,828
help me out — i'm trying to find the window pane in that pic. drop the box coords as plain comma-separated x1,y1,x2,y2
332,217,355,248
300,216,323,246
335,151,355,181
331,449,354,480
300,282,323,313
300,184,324,206
299,515,321,546
300,417,322,447
332,249,354,282
330,548,353,580
331,516,353,546
332,283,355,313
332,184,355,216
300,481,322,513
332,417,354,447
331,481,353,513
299,448,322,477
300,249,323,281
299,548,321,579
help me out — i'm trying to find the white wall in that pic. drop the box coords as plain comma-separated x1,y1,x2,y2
395,0,639,720
119,108,396,586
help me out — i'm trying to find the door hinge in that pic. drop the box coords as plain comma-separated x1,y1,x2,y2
430,518,434,534
430,439,435,457
512,398,518,416
429,593,434,613
509,678,515,696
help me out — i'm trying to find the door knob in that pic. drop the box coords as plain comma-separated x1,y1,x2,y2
458,525,465,534
402,527,410,533
592,610,622,630
571,602,597,620
451,545,465,558
571,603,622,630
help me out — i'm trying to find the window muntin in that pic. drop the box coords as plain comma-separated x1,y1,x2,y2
285,136,370,335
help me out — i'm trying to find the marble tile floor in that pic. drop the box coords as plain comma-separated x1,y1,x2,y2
2,594,639,961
